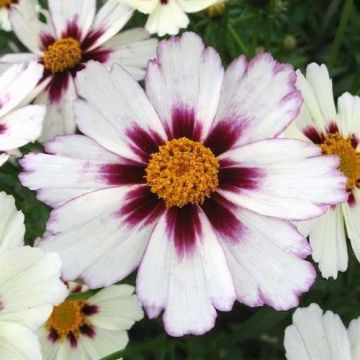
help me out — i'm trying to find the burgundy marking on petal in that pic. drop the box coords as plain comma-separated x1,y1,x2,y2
202,193,243,243
327,121,339,134
83,47,111,64
81,304,99,316
168,106,202,141
47,72,70,104
47,329,59,343
126,126,164,162
219,160,263,191
80,324,96,338
203,119,243,156
120,186,165,227
303,125,324,144
351,134,358,149
0,124,6,134
40,32,56,50
61,19,82,41
166,205,201,257
67,332,78,348
348,191,356,207
101,161,146,185
0,300,5,311
81,29,105,52
160,0,168,4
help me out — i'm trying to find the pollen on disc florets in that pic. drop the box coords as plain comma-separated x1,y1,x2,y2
320,132,360,191
0,0,12,7
146,137,219,208
46,300,87,341
43,37,82,73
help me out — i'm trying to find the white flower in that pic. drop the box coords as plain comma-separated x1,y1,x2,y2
286,63,360,279
0,192,68,359
20,32,346,336
284,303,360,360
1,0,157,142
125,0,219,36
0,61,45,165
39,284,143,359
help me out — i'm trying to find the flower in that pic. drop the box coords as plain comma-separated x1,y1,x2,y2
20,32,347,336
125,0,219,36
0,61,45,166
0,192,68,359
2,0,157,142
284,303,360,360
0,0,17,31
39,283,143,359
285,63,360,279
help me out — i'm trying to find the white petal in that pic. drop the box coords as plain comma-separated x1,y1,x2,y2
146,32,224,140
0,322,42,360
0,7,11,32
0,105,45,151
296,63,337,131
348,317,360,360
177,0,219,12
75,61,166,160
0,192,24,251
218,138,347,220
48,0,96,41
309,206,348,279
212,53,302,148
284,304,352,360
104,28,157,81
137,209,236,336
86,0,134,50
0,247,68,329
125,0,158,14
337,92,360,138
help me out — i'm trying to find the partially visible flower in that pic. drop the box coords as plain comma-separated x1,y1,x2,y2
39,284,143,359
0,61,45,165
284,303,360,360
1,0,157,142
0,192,68,359
125,0,219,36
286,63,360,279
21,32,346,336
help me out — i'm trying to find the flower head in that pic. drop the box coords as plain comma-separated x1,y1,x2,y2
2,0,157,141
21,32,347,336
286,63,360,279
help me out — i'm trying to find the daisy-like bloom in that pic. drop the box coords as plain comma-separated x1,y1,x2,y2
0,192,68,359
125,0,218,36
285,63,360,279
0,61,45,166
39,284,143,359
284,303,360,360
21,32,347,336
2,0,157,142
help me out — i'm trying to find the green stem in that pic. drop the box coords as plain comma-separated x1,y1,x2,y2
328,0,353,69
228,23,249,56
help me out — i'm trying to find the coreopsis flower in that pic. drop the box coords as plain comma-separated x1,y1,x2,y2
285,63,360,279
2,0,157,142
0,61,45,165
125,0,218,36
21,32,347,336
284,303,360,360
39,284,143,359
0,192,68,359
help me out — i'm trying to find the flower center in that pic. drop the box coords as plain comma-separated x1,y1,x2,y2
45,300,86,341
320,133,360,191
43,37,82,73
146,137,219,208
0,0,12,7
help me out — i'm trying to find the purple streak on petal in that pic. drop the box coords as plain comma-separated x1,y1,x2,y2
81,29,105,52
81,304,99,316
202,193,243,244
351,134,358,149
126,125,164,162
40,32,56,50
219,160,263,191
327,121,339,134
303,126,324,144
120,186,165,227
203,119,243,156
348,191,356,207
166,205,201,257
67,332,78,348
0,301,4,311
47,72,70,104
47,329,59,343
83,47,111,64
101,161,146,185
61,19,82,41
160,0,168,3
0,124,6,134
167,105,202,141
80,324,96,338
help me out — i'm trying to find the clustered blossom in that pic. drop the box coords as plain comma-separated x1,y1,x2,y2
0,0,358,358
